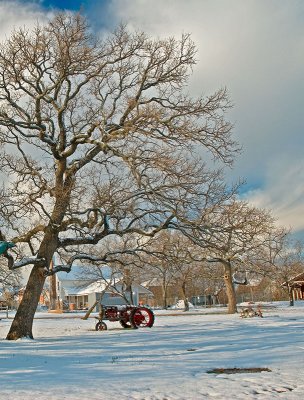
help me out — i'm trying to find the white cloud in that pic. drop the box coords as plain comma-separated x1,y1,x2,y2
0,1,52,40
244,157,304,232
94,0,304,233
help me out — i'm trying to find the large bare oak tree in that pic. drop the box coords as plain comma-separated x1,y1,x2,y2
0,14,238,339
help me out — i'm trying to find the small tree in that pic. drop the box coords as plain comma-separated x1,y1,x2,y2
135,231,180,309
0,14,237,339
160,232,203,311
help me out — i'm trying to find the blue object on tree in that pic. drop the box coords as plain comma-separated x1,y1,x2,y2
0,241,16,255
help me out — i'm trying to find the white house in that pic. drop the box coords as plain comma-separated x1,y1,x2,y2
51,265,153,311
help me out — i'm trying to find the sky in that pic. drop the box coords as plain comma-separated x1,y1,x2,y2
0,0,303,237
1,303,304,399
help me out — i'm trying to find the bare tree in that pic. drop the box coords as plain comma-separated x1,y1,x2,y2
161,232,203,311
133,231,205,310
190,200,288,313
138,231,183,309
0,14,237,339
267,238,304,305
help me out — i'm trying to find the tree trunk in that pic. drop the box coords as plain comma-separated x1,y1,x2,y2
181,281,189,311
6,265,46,339
6,174,73,340
223,261,237,314
288,285,294,306
49,268,58,310
124,269,133,304
6,232,58,340
6,227,59,339
161,282,168,309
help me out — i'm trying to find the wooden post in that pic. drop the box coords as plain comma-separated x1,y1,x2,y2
288,284,294,306
49,258,58,310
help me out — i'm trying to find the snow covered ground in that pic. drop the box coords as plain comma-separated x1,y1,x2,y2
1,302,304,399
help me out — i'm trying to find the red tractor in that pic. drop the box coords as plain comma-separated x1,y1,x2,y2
95,304,155,331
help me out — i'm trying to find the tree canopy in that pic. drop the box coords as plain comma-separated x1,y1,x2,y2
0,13,239,339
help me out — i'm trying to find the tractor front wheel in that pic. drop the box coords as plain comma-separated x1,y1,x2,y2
95,321,108,331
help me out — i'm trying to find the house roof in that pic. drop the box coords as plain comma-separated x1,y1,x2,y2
61,280,109,296
281,271,304,287
60,279,153,296
134,284,153,295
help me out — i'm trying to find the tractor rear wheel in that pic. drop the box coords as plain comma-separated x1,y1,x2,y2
130,307,154,328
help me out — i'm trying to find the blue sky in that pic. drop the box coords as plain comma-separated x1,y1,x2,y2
42,0,84,9
1,0,304,238
35,0,91,10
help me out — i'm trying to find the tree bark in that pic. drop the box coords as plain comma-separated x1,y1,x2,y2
162,282,168,309
181,281,189,311
6,265,46,339
288,285,294,306
6,186,70,339
223,261,237,314
49,259,58,310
